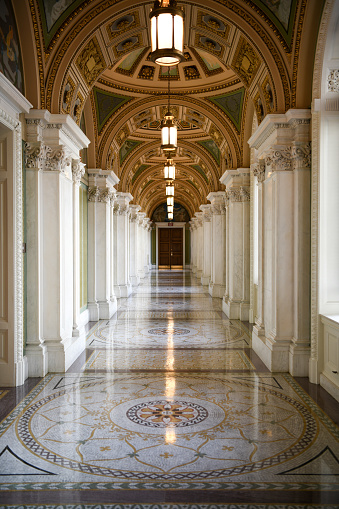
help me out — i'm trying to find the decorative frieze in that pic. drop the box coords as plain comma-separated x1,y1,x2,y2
227,186,250,202
328,69,339,92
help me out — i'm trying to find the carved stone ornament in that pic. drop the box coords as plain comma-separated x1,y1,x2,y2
227,188,242,202
328,69,339,92
211,202,226,214
240,186,250,201
113,202,120,214
202,211,212,222
265,147,292,171
24,142,45,169
88,186,114,203
292,142,311,169
72,159,86,183
118,205,129,216
45,145,71,173
251,161,265,182
88,186,101,202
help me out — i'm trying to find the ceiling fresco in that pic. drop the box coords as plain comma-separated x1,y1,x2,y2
19,0,321,219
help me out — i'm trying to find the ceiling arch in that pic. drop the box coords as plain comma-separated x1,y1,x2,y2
20,0,322,219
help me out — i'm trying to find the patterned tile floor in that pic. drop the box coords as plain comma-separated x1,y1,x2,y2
0,270,338,509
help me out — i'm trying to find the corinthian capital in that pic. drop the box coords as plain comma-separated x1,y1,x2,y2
45,145,71,174
24,142,45,170
292,142,311,170
251,160,265,182
72,159,86,183
265,146,292,171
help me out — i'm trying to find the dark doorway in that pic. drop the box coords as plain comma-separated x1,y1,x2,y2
158,228,183,269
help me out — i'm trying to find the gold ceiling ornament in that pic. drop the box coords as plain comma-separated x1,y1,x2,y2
149,0,185,67
76,37,106,87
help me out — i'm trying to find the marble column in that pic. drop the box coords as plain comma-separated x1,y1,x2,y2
88,169,118,319
200,205,212,286
137,212,146,279
195,212,203,279
220,169,250,320
114,192,133,297
129,204,141,286
25,110,90,374
248,109,311,375
143,218,151,274
208,192,226,298
71,159,86,336
190,219,197,274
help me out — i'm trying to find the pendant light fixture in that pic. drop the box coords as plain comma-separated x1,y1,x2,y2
149,0,185,67
168,211,174,220
167,196,174,207
164,157,175,180
167,205,174,214
166,182,174,196
161,68,177,153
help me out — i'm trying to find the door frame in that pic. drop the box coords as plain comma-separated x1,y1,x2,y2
155,222,186,269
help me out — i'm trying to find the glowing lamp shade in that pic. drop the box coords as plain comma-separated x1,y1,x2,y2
161,113,177,152
150,1,185,66
167,205,174,213
164,159,175,180
168,211,174,219
167,196,174,206
166,182,174,196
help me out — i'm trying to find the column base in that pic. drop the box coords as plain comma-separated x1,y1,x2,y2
223,297,250,320
88,302,100,321
209,283,225,298
196,269,203,279
144,265,150,274
289,341,310,376
46,335,86,372
192,265,197,274
309,357,320,384
25,343,49,377
115,284,132,298
252,329,290,372
130,275,140,286
138,269,145,279
98,299,117,319
201,274,210,286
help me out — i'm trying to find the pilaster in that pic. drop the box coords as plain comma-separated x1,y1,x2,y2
194,212,203,279
114,192,133,297
200,205,212,286
248,109,311,375
220,169,250,320
25,110,90,373
129,204,141,286
207,192,226,298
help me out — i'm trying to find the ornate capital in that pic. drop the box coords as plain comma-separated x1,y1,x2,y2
292,142,311,170
251,161,265,183
72,159,86,183
24,142,45,170
88,186,100,202
265,147,292,171
45,145,71,174
211,202,226,215
88,186,113,203
113,202,120,214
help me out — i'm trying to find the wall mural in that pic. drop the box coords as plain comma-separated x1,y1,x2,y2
152,202,190,223
0,0,24,94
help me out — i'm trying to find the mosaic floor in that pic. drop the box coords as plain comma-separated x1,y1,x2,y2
0,270,338,509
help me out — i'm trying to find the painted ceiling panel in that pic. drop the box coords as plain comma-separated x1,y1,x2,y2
250,0,298,47
197,140,220,165
93,87,133,133
119,139,142,165
207,88,245,132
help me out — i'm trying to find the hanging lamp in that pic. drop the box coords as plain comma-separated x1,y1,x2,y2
168,211,174,220
166,182,174,196
161,68,177,153
167,205,174,214
167,196,174,206
164,158,175,180
149,0,185,66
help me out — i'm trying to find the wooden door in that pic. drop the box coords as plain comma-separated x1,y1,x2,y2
158,228,183,269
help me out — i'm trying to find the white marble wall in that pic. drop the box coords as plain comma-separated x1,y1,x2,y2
200,205,212,286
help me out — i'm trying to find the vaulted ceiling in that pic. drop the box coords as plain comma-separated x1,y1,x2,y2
16,0,323,218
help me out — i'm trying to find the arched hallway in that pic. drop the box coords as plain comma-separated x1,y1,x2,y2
0,269,338,506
